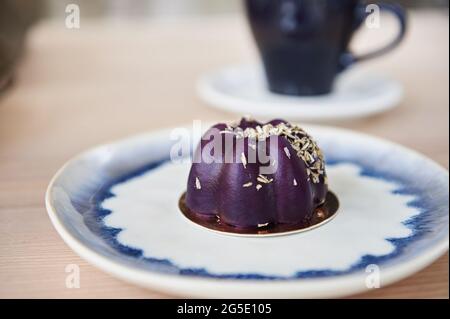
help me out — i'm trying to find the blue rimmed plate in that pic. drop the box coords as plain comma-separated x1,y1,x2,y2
46,125,448,298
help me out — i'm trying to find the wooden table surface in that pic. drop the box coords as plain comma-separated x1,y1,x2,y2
0,10,448,299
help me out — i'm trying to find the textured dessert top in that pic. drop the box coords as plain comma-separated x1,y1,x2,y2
221,118,327,185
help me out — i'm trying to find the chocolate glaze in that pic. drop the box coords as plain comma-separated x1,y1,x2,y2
179,191,339,236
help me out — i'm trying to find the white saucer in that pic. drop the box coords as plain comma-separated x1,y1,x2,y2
197,64,403,122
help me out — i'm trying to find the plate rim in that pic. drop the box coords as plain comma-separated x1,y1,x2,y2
45,125,449,298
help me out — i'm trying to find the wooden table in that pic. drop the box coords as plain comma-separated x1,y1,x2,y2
0,10,448,299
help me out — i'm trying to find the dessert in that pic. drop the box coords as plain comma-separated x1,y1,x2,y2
179,118,338,235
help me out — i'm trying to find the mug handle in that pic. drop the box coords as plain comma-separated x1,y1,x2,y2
339,3,407,70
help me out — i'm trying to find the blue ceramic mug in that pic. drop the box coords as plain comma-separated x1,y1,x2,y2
245,0,407,96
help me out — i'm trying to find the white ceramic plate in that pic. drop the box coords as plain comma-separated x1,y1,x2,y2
46,125,448,298
197,64,403,122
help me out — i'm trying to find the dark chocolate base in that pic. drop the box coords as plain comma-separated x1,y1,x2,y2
178,191,339,236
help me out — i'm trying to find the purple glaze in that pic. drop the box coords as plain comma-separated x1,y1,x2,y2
185,118,328,229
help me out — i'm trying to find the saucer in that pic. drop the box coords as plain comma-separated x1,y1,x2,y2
197,64,403,122
46,125,448,298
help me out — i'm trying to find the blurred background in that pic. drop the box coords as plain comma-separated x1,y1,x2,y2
0,0,449,93
27,0,450,19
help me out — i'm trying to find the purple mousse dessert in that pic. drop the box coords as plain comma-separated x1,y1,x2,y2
179,118,337,235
